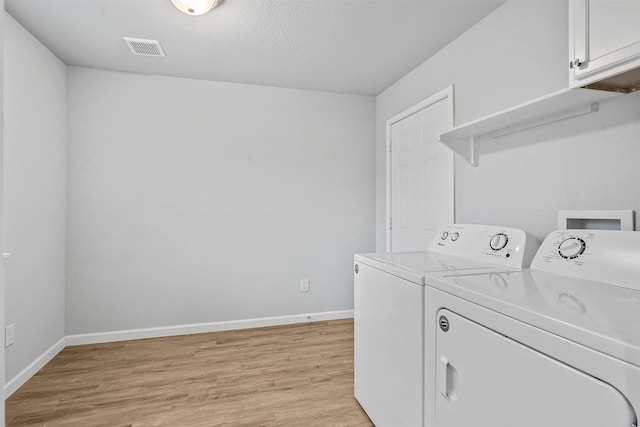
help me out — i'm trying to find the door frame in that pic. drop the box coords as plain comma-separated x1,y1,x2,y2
385,86,455,252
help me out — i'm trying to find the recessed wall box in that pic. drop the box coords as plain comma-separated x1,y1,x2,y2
558,210,634,231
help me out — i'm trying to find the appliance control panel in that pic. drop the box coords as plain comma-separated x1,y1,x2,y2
428,224,540,269
531,229,640,291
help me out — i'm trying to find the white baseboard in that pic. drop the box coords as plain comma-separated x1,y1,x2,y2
66,309,354,346
4,336,66,398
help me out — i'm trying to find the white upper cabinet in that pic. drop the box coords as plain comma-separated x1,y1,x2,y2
569,0,640,90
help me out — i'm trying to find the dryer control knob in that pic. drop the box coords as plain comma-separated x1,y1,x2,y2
441,231,449,240
450,232,459,241
489,233,508,251
558,238,586,259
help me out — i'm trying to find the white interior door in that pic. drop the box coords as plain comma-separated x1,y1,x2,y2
388,89,453,252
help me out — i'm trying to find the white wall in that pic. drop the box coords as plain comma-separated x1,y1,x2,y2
2,13,67,381
376,0,640,249
66,67,375,334
0,2,5,422
454,92,640,238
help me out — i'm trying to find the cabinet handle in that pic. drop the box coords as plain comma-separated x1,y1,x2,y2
569,58,583,69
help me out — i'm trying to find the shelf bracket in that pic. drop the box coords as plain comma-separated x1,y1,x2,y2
470,137,477,167
490,103,599,139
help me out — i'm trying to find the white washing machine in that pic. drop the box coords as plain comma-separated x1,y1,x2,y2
423,229,640,427
354,224,539,426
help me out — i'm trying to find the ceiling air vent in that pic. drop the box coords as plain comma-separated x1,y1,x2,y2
123,37,166,57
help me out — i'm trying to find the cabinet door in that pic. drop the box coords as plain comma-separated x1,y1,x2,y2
434,309,636,427
570,0,640,86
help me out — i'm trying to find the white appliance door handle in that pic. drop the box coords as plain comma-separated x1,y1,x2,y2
438,354,458,400
438,355,450,398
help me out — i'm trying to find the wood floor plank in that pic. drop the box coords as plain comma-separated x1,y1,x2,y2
6,319,373,426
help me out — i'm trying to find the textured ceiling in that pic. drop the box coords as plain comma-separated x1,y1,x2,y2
6,0,505,96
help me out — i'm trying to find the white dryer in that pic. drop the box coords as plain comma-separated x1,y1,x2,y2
354,224,539,426
423,229,640,427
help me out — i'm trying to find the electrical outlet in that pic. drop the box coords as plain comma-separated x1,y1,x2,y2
300,279,310,292
5,323,15,347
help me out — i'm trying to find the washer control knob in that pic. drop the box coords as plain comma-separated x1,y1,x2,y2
450,232,459,241
558,238,586,259
489,233,509,251
441,231,449,240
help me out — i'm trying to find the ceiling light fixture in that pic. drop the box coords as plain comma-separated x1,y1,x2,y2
170,0,221,16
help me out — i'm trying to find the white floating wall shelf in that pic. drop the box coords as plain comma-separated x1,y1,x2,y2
438,88,624,166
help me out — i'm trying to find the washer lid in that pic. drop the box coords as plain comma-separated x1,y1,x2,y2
355,251,517,285
426,269,640,367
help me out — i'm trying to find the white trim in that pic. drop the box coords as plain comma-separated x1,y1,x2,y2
4,336,66,398
385,86,456,252
66,310,354,346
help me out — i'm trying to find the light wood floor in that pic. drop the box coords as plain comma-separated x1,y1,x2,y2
7,319,373,426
